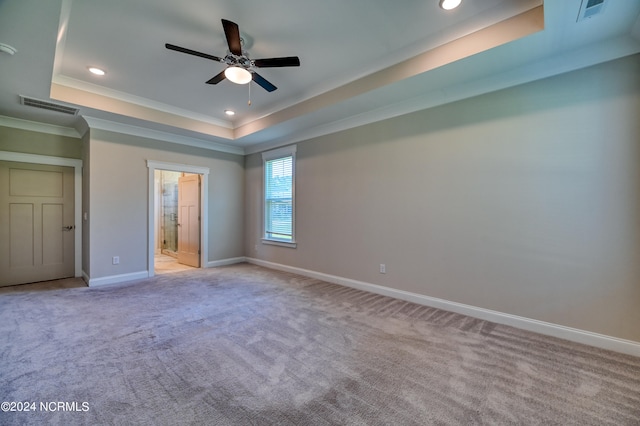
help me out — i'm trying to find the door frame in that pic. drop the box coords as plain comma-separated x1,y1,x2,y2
0,151,83,278
146,160,209,277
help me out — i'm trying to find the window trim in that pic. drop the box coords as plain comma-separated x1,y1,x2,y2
262,145,296,248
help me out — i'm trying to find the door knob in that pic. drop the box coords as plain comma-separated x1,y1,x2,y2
62,225,75,231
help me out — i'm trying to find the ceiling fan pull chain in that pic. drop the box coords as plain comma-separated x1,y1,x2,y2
248,82,252,106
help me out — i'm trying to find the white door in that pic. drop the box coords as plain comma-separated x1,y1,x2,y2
0,161,75,286
177,174,200,268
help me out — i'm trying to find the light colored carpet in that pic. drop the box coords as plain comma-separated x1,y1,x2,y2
1,263,639,425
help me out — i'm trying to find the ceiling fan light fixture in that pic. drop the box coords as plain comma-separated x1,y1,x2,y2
224,66,252,85
439,0,462,10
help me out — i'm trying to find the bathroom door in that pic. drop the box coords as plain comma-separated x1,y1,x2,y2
177,174,201,267
0,161,75,286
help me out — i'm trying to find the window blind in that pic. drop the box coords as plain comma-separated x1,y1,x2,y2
264,155,293,241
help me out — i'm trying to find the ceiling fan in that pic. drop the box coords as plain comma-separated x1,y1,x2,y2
165,19,300,92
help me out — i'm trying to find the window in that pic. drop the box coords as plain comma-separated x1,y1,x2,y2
262,145,296,247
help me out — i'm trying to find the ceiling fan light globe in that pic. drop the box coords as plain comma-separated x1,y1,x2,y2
224,66,252,84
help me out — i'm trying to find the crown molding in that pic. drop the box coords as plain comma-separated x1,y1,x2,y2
83,116,244,155
0,115,80,138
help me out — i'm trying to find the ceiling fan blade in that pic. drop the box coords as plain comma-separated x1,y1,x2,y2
221,19,242,56
254,57,300,68
252,72,277,92
165,43,223,62
206,70,226,85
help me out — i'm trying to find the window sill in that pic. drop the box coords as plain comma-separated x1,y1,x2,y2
262,239,297,249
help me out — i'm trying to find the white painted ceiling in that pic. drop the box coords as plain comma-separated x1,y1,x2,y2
1,0,639,154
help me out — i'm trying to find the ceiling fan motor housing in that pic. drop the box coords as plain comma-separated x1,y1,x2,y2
224,53,253,70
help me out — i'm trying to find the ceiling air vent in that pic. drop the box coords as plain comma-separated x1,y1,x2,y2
577,0,608,22
19,96,79,116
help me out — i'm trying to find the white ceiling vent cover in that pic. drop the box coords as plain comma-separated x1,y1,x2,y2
19,96,79,116
577,0,608,22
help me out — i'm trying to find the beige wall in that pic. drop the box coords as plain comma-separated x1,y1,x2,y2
87,129,244,279
245,54,640,342
0,125,82,158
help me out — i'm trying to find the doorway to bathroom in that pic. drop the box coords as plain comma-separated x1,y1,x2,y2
153,169,202,274
147,160,210,277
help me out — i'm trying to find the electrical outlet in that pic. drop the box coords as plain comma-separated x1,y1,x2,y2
379,264,386,274
112,256,120,265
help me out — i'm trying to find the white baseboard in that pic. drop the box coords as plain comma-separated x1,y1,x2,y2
206,257,247,268
87,270,149,287
246,257,640,357
86,258,246,287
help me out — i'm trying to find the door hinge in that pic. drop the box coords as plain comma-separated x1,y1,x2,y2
198,250,201,255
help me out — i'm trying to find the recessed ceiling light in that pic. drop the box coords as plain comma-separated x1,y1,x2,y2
224,109,235,116
88,67,106,76
439,0,462,10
